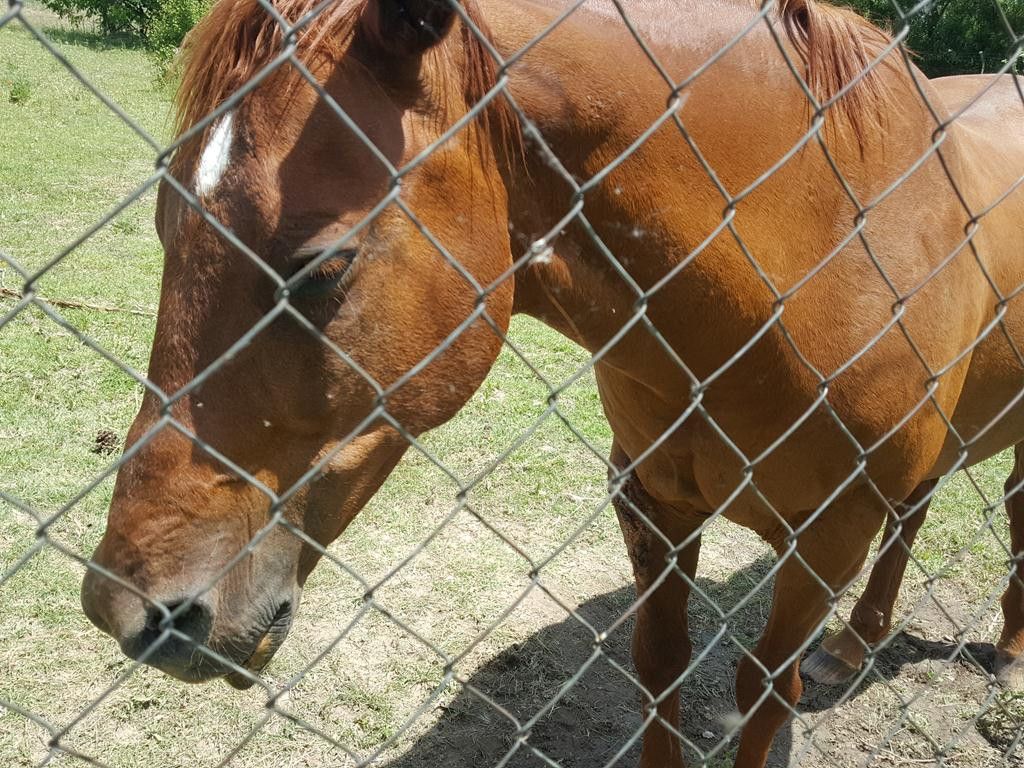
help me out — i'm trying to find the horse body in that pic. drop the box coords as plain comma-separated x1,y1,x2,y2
496,0,1024,520
79,0,1024,766
490,6,1023,763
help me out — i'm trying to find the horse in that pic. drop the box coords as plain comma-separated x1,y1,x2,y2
79,0,1024,765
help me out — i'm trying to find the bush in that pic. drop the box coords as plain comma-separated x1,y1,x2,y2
39,0,211,71
147,0,212,75
848,0,1024,76
40,0,162,37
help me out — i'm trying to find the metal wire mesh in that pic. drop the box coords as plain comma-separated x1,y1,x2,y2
2,0,1024,766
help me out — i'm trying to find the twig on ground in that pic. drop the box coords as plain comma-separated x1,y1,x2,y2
0,287,156,318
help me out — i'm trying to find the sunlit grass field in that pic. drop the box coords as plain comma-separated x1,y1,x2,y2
1,6,1021,767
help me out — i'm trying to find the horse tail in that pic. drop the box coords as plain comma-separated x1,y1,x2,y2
777,0,897,152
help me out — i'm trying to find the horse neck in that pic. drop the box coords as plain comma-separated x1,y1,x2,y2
492,0,912,364
494,0,796,355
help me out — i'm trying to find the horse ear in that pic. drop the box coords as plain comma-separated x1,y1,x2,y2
360,0,457,56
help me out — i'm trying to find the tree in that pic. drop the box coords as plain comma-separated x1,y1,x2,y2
848,0,1024,76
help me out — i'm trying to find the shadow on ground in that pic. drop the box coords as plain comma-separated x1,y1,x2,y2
380,553,1004,768
800,632,997,716
378,556,780,768
38,26,145,51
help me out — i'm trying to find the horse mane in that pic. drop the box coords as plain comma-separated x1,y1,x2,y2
172,0,892,176
172,0,516,172
776,0,900,150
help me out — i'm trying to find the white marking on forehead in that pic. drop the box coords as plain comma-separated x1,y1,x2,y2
196,113,234,196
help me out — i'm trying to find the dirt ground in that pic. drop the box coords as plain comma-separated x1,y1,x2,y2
4,477,1022,768
361,525,1024,768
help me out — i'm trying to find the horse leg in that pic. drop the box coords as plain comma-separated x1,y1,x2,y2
733,488,888,768
995,443,1024,689
802,479,936,684
611,444,702,768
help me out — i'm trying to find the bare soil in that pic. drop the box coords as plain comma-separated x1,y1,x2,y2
369,527,1024,768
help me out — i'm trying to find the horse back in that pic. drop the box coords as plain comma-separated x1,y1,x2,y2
927,75,1024,473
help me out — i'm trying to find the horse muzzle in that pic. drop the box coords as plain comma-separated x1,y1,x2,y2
81,566,298,687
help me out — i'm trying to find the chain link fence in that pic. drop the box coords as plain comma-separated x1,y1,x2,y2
2,0,1024,766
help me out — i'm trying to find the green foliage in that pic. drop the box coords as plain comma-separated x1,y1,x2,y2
848,0,1024,76
38,0,210,74
146,0,212,76
39,0,161,37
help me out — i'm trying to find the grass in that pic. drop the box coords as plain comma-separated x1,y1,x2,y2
8,79,32,104
1,5,1022,768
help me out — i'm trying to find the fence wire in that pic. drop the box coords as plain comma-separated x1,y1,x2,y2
2,0,1024,766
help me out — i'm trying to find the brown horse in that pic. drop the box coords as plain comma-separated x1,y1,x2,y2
80,0,1024,765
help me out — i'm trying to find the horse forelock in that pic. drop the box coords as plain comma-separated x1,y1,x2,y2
171,0,517,179
174,0,355,146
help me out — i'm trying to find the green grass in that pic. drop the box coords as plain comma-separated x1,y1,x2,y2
1,6,1022,767
0,6,168,683
917,454,1015,596
0,9,176,766
7,78,32,104
0,12,623,766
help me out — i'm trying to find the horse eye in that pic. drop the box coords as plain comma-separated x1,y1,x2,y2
284,248,357,300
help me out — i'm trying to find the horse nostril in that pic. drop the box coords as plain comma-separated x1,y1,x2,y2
162,600,213,640
129,599,214,661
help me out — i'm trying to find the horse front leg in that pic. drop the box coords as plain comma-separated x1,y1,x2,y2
995,443,1024,688
611,443,702,768
802,479,936,684
734,486,888,768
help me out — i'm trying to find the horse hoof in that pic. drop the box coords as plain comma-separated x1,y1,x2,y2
801,644,861,685
994,650,1024,691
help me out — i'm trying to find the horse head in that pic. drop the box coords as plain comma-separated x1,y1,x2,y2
81,0,514,687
